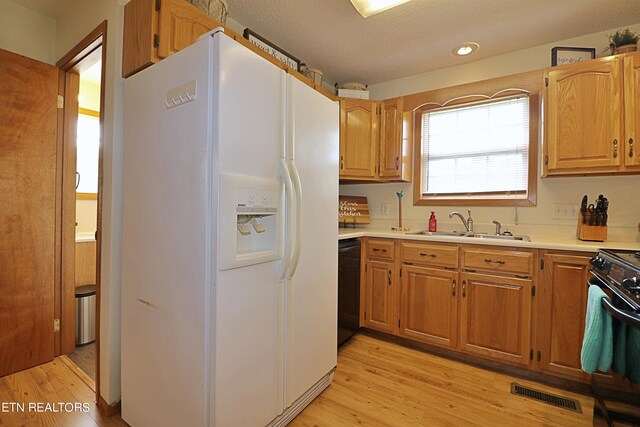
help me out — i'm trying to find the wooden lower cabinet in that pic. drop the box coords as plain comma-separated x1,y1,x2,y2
537,253,591,381
459,272,533,366
363,259,395,333
399,265,457,348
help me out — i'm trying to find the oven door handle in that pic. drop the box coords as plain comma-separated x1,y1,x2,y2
601,297,640,329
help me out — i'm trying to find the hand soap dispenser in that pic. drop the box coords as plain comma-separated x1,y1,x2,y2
428,211,437,232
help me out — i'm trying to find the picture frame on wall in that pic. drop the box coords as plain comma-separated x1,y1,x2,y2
551,46,596,66
243,29,301,72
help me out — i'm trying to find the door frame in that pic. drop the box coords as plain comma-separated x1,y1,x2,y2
55,21,107,403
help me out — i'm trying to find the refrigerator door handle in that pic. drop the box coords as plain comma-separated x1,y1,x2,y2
279,158,295,282
287,158,302,279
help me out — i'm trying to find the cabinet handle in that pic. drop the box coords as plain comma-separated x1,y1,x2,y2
484,258,505,265
419,252,437,258
613,139,618,158
373,248,387,253
388,270,392,285
395,156,399,170
340,155,344,170
630,138,635,158
452,279,456,296
462,280,467,297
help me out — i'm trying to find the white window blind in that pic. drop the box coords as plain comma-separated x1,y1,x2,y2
421,96,529,196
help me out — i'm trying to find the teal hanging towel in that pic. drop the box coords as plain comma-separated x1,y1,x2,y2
581,285,613,373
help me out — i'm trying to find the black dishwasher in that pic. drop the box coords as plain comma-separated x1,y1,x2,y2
338,238,360,347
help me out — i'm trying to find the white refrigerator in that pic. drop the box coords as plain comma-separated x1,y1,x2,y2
121,29,339,427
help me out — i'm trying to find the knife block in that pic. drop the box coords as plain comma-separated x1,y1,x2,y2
576,213,607,241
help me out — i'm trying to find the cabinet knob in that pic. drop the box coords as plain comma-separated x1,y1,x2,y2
630,138,634,158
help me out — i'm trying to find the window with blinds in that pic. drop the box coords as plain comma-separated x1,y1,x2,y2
421,96,530,198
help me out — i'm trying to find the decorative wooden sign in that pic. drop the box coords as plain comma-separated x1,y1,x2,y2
339,195,370,226
243,29,301,71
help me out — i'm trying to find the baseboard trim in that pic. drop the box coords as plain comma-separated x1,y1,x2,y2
267,369,335,427
97,395,121,417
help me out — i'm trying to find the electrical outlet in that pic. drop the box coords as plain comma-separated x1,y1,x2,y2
381,203,390,217
552,203,579,219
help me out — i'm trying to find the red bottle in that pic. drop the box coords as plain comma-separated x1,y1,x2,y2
428,211,437,232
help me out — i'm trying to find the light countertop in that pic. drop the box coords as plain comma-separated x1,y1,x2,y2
76,232,96,243
338,227,640,252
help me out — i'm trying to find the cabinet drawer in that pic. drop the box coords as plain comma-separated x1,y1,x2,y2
366,239,394,260
461,247,534,276
401,242,457,269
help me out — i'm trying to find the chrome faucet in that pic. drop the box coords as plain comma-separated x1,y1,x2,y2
493,220,502,235
449,209,474,233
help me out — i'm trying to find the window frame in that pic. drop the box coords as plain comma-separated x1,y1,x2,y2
412,90,539,207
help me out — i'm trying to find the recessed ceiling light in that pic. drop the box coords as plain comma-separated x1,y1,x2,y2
350,0,411,18
452,42,479,57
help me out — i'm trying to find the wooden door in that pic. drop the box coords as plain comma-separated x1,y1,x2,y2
363,259,394,333
157,0,219,59
545,57,624,173
379,97,403,180
459,272,533,366
537,253,591,382
0,49,58,376
624,53,640,170
339,99,378,180
399,265,457,348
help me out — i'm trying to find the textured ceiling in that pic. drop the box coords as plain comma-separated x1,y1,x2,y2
227,0,640,85
7,0,72,17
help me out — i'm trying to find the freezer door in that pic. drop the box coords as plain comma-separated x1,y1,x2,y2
213,34,285,427
284,76,339,408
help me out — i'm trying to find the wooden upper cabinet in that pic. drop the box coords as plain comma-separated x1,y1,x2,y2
379,97,404,179
537,253,591,382
339,97,412,182
624,52,640,170
123,0,219,78
399,265,458,349
545,56,624,174
459,272,533,367
157,0,219,59
340,99,379,180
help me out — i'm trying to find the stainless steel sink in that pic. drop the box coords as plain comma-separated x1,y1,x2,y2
405,230,468,237
464,233,531,242
406,230,530,241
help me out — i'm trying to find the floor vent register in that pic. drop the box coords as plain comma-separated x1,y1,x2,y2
510,383,582,413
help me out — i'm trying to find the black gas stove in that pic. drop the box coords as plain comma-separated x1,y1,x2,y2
588,248,640,426
590,249,640,317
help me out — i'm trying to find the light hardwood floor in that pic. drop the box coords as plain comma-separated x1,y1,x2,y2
0,357,126,426
0,334,595,426
291,333,594,426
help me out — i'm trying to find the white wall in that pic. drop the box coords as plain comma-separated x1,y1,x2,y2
342,24,640,239
0,0,56,63
55,0,126,405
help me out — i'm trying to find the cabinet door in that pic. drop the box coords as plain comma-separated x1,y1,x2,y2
624,53,640,170
459,272,533,366
379,97,404,180
537,253,591,382
363,259,394,333
157,0,219,59
399,265,457,348
545,57,624,173
340,99,379,180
